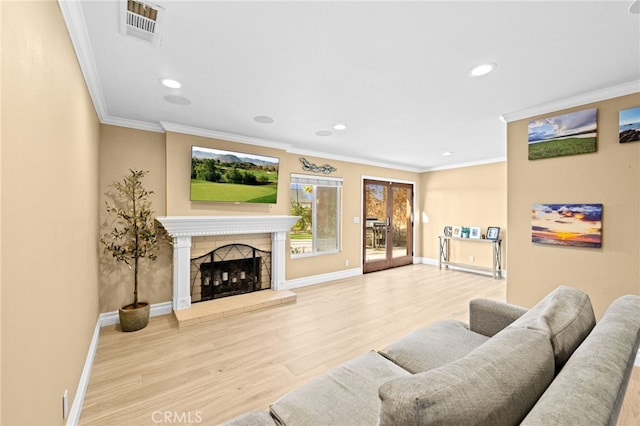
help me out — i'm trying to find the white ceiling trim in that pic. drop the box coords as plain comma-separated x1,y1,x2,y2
58,0,109,123
285,147,423,173
55,0,487,174
500,80,640,123
421,156,507,173
162,122,423,173
58,0,636,175
160,122,291,151
103,116,165,133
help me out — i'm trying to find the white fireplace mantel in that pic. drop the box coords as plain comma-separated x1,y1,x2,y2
157,215,300,311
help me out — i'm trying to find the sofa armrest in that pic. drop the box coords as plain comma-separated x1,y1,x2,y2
469,299,528,337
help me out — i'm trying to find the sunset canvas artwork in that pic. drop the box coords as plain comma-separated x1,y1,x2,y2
532,203,603,248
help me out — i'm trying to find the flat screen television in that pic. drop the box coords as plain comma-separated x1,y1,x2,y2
190,146,280,203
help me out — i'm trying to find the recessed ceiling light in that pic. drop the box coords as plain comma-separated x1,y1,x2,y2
163,95,191,106
468,63,497,77
316,130,333,137
629,0,640,14
253,115,274,124
161,78,182,89
442,151,453,156
332,123,347,131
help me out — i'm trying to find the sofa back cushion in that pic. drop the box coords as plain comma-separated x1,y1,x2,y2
378,327,555,426
507,285,595,370
521,294,640,426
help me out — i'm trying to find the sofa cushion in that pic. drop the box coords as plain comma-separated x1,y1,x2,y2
270,351,410,426
469,298,528,337
522,294,640,426
378,319,489,373
378,327,555,426
507,285,595,369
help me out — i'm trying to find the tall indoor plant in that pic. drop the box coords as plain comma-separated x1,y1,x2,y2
101,169,164,332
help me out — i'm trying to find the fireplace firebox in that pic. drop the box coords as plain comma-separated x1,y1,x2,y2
190,244,272,302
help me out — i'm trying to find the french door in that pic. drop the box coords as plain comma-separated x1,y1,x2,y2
363,179,414,273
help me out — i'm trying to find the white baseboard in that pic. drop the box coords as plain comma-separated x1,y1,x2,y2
67,301,174,425
66,317,101,426
417,257,439,266
99,301,173,326
416,257,507,278
283,267,362,290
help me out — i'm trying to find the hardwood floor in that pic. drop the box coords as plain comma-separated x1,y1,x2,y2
79,264,639,426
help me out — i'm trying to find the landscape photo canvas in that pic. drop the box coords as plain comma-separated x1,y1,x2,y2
532,203,602,248
619,106,640,143
191,146,279,203
528,108,597,160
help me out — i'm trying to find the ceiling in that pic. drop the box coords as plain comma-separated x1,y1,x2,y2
61,1,640,171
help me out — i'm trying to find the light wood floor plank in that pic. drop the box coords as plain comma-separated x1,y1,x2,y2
79,264,639,426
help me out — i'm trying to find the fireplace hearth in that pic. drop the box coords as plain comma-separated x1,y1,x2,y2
190,244,271,302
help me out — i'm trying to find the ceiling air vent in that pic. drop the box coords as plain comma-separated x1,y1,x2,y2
120,0,164,45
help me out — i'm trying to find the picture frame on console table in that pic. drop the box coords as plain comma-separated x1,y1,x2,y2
486,227,500,241
470,227,481,239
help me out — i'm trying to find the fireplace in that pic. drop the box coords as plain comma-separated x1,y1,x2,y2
157,215,300,311
191,244,271,302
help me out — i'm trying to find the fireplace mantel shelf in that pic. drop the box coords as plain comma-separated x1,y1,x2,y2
157,215,300,237
156,215,300,311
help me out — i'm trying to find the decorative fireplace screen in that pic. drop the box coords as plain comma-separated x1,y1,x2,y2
190,244,272,302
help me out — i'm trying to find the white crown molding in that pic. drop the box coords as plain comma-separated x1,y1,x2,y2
161,122,424,172
499,80,640,123
286,146,424,173
421,156,507,173
58,0,109,123
102,116,165,133
59,1,638,175
55,0,501,175
160,122,292,151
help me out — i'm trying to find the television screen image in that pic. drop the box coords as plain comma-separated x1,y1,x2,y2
190,146,279,203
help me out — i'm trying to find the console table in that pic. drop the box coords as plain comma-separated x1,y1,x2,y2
438,236,502,279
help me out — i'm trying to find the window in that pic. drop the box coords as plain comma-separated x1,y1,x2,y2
290,174,342,257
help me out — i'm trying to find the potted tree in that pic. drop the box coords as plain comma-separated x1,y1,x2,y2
101,169,164,332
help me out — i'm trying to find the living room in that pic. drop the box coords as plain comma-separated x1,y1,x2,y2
1,1,639,425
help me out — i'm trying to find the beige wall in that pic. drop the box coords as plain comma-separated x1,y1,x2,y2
420,162,507,270
507,93,640,318
98,125,172,313
1,1,101,424
99,129,422,310
165,132,421,281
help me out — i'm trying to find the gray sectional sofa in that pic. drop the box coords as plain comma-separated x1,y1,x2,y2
223,286,640,425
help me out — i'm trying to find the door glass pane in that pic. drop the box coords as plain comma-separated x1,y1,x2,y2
365,183,387,262
392,186,411,258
